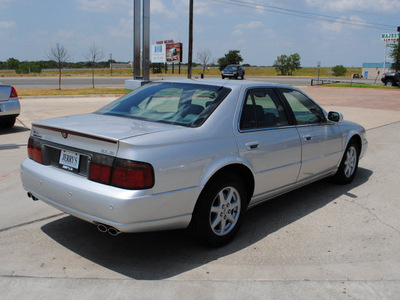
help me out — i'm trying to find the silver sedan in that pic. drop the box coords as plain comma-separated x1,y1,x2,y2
20,80,367,246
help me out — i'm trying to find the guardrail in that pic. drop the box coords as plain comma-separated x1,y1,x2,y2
310,79,368,86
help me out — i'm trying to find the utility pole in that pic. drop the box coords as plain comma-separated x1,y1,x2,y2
187,0,193,79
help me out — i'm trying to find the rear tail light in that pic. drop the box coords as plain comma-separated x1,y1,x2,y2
28,137,44,164
10,86,18,98
89,155,154,190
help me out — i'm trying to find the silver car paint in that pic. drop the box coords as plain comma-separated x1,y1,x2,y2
20,79,367,233
0,85,20,117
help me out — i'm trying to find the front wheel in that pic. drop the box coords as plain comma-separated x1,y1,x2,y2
334,141,360,184
191,175,247,246
385,80,394,87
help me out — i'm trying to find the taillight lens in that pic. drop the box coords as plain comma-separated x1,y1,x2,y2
89,155,154,190
111,159,154,189
10,86,18,98
28,137,44,164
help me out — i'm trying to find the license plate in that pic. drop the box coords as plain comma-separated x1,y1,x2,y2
59,150,80,170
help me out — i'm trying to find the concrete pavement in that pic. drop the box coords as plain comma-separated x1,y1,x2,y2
0,87,399,299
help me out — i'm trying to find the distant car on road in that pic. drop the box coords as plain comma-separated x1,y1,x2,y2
0,84,20,128
222,65,245,80
381,71,400,87
21,80,367,246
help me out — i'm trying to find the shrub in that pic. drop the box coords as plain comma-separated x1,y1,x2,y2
332,65,347,76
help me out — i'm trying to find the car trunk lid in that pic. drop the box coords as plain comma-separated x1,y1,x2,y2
0,86,11,101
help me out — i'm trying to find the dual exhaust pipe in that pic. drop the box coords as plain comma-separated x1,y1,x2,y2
27,192,120,236
97,223,120,236
27,192,39,201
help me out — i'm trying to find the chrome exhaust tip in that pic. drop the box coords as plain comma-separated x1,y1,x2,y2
97,224,108,233
108,227,120,236
27,192,38,201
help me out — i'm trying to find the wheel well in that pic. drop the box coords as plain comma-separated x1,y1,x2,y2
205,164,255,205
348,134,362,152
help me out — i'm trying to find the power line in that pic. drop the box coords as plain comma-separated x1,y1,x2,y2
212,0,395,31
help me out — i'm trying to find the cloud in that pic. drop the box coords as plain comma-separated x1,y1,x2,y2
305,0,400,13
108,18,132,38
75,0,130,12
233,21,263,35
0,21,16,29
319,15,367,33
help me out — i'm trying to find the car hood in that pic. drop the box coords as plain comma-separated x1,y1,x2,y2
32,113,179,142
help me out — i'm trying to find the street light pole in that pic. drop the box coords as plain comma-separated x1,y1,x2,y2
187,0,193,79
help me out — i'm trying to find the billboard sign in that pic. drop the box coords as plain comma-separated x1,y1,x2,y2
166,42,183,63
151,44,166,63
381,33,399,41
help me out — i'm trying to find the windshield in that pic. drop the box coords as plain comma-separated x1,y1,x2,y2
95,82,231,127
225,65,238,70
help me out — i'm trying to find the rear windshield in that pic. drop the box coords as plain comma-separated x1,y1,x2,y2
95,82,231,127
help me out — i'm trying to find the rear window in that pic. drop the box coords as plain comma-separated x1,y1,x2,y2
95,82,231,127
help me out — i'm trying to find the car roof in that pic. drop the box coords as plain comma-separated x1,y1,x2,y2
152,79,297,91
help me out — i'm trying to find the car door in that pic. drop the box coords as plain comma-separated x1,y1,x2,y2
278,88,343,181
234,88,302,203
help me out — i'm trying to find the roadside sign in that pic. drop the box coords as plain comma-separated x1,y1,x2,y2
381,33,399,41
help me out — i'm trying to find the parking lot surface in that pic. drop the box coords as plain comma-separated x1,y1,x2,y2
1,87,400,299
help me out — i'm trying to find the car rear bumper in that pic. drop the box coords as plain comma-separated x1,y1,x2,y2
0,97,20,117
20,158,197,233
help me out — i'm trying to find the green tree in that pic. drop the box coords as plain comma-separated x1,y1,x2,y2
389,40,400,71
332,65,347,76
16,62,42,74
218,50,243,71
6,57,20,70
287,53,301,75
273,54,289,75
273,53,301,75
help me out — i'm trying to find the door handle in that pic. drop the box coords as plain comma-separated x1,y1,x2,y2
303,135,312,141
245,141,259,150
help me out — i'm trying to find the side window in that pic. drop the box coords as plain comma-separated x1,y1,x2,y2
240,89,289,130
281,89,326,125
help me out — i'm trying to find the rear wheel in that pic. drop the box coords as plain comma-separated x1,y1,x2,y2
192,175,247,246
0,116,16,128
334,141,360,184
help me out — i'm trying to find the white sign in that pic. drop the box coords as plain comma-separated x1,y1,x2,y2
151,44,166,63
381,33,399,41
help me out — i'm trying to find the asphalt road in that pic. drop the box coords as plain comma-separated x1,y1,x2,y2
1,87,399,299
0,75,376,89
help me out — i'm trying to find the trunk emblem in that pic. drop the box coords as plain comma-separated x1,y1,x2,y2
61,132,68,139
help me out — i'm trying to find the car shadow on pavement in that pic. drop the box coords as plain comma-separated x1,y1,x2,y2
41,167,373,280
0,125,30,135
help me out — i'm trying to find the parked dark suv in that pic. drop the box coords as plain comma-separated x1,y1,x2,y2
381,71,400,87
221,65,245,80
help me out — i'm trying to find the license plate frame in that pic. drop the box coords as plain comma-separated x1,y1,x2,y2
59,149,80,171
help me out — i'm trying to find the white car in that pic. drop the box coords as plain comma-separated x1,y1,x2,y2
0,84,20,128
20,80,367,246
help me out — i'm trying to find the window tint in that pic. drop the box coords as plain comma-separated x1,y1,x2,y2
240,89,288,130
281,89,326,125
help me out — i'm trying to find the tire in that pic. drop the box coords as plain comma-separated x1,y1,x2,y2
0,116,16,128
234,74,238,79
334,141,360,184
241,75,244,80
385,80,394,87
221,75,225,79
191,174,247,246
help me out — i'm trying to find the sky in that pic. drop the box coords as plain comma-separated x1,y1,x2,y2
0,0,399,67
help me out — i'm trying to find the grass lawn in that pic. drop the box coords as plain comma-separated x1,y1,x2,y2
18,88,130,97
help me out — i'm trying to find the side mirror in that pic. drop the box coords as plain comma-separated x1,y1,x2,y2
328,111,343,123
